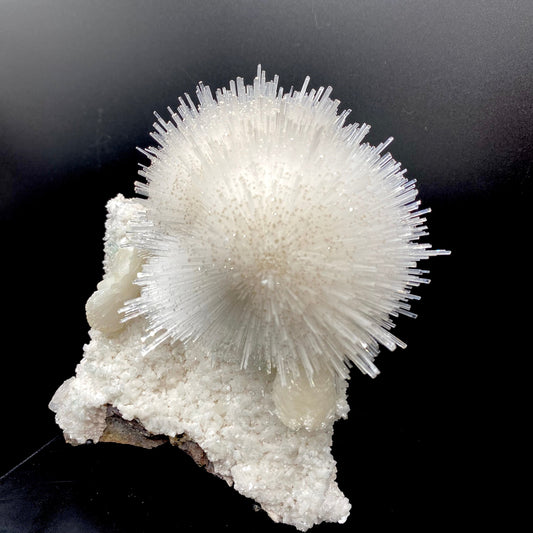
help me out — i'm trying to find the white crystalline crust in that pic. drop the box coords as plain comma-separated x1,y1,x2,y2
50,195,351,531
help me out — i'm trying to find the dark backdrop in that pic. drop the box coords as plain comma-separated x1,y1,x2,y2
1,1,529,531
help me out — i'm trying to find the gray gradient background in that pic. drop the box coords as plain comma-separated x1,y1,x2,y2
2,0,530,207
1,1,530,531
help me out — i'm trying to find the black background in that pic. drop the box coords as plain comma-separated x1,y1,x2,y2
1,1,529,531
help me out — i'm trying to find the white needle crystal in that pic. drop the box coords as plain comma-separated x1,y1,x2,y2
50,66,448,530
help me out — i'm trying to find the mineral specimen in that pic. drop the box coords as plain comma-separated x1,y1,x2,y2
50,66,447,529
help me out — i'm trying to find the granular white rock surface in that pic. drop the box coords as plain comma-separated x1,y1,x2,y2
50,194,351,531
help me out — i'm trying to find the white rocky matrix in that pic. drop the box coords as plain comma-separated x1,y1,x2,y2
50,195,351,531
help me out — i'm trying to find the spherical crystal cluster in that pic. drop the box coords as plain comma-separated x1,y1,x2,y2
123,66,447,386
